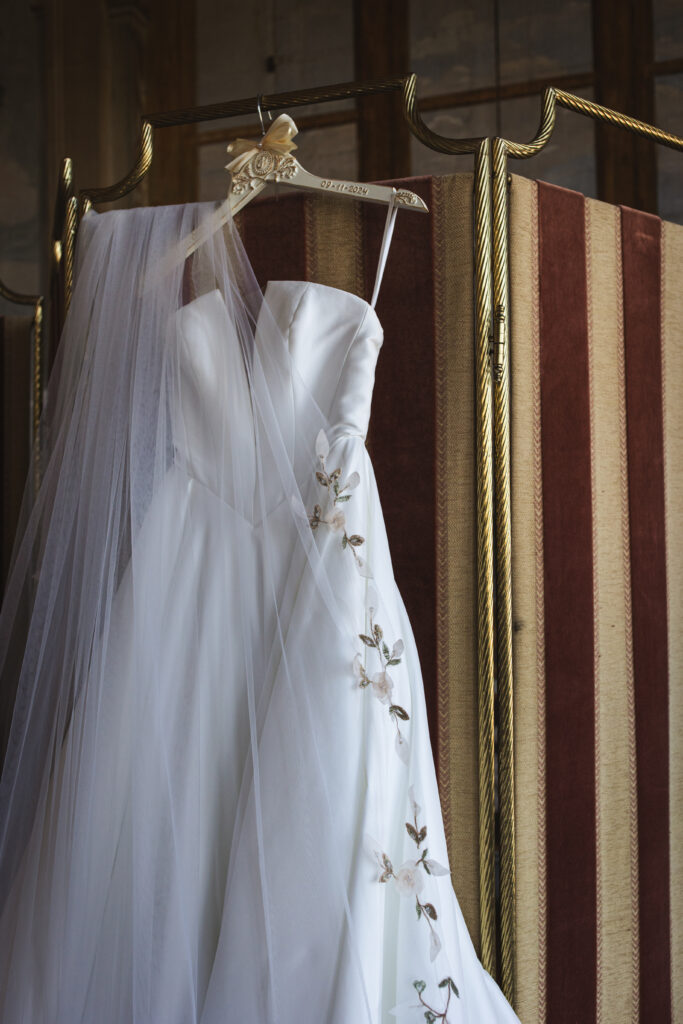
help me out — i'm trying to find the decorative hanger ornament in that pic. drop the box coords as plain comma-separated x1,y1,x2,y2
224,113,427,217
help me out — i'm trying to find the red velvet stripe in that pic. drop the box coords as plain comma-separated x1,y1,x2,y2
621,206,671,1023
362,178,439,753
538,182,597,1023
237,192,308,291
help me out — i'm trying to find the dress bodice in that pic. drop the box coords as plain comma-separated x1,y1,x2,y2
172,281,384,508
260,280,384,438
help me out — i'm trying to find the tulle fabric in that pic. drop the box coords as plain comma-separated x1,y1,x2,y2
0,201,519,1023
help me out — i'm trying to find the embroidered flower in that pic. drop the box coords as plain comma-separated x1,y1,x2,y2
371,669,394,705
395,861,425,897
328,508,346,532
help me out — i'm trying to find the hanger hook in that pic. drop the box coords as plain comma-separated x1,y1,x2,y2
256,93,273,135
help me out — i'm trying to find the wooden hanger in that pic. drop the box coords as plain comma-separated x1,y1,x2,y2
180,100,428,259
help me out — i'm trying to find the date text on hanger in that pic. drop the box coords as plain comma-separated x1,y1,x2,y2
182,109,428,259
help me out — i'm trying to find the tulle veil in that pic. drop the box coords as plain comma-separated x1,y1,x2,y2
0,198,517,1024
0,199,405,1022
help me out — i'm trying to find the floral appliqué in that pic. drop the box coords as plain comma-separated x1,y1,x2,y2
371,787,450,963
354,608,410,765
306,430,460,1021
308,429,371,576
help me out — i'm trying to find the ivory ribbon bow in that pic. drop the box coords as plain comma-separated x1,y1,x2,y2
225,113,299,175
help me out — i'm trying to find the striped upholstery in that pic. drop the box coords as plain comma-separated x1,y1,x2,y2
238,175,682,1021
511,175,681,1023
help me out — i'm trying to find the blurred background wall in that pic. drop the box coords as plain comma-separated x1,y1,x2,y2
1,0,682,324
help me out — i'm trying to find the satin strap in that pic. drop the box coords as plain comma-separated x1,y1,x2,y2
370,189,399,309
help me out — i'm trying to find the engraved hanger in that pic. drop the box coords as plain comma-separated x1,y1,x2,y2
180,101,428,259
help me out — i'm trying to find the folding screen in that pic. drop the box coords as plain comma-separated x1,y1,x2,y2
239,175,682,1023
509,175,681,1024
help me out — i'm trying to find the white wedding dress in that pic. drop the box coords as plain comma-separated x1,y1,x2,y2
0,203,519,1023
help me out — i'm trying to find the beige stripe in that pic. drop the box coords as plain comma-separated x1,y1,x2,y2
662,219,683,1022
509,174,544,1023
304,194,362,297
585,200,603,1021
586,197,639,1023
433,173,480,950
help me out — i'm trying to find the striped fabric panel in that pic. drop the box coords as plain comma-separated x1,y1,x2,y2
621,207,672,1023
511,176,679,1023
360,177,439,749
537,180,598,1024
509,174,545,1024
585,197,639,1023
662,219,683,1023
432,173,480,949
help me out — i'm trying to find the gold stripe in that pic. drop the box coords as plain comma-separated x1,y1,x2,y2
433,172,480,949
662,219,683,1021
615,210,641,1023
586,197,639,1022
303,193,362,298
509,174,544,1022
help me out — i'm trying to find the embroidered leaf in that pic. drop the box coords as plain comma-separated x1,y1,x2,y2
418,826,427,844
413,981,426,995
382,641,391,660
415,899,422,920
406,822,420,844
313,504,322,518
429,929,442,961
423,902,438,920
424,1012,437,1024
337,493,351,502
449,978,460,997
389,704,410,721
373,623,383,641
315,429,329,459
395,731,410,765
425,858,449,877
315,471,328,487
347,534,364,547
342,535,347,549
392,639,405,659
379,852,394,883
438,978,449,989
345,471,360,490
359,633,376,648
354,554,374,578
330,467,341,481
386,658,401,666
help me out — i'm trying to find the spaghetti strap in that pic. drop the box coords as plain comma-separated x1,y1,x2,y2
370,188,399,309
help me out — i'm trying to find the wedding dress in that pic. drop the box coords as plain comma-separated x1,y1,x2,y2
0,199,520,1023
